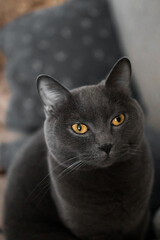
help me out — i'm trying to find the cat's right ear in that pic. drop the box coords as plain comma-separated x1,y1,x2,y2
105,57,131,95
36,74,71,116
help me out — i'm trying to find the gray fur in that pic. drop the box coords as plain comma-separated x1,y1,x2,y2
3,58,153,240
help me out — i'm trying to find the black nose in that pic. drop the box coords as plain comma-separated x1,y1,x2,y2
99,144,113,154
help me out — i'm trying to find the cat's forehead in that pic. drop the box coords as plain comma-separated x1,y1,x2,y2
71,85,118,120
72,85,108,105
70,84,131,121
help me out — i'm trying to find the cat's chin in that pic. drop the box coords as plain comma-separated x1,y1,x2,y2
87,154,132,169
65,154,119,170
92,158,114,169
77,156,115,170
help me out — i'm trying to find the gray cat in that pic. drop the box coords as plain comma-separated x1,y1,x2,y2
3,58,153,240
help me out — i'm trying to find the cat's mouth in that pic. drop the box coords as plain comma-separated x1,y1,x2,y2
88,147,132,168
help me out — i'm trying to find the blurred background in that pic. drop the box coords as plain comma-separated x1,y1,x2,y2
111,0,160,129
0,0,160,239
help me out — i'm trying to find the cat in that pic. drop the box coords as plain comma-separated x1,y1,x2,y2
2,57,153,240
0,0,146,174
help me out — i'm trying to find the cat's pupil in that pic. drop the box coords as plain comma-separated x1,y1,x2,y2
77,124,82,131
116,116,121,122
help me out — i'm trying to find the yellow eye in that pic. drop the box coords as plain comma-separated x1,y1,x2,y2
112,114,125,126
72,123,88,134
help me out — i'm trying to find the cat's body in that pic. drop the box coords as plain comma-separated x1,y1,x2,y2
49,147,152,239
3,58,153,239
3,129,152,240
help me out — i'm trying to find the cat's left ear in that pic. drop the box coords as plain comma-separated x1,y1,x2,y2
36,74,71,115
105,57,131,94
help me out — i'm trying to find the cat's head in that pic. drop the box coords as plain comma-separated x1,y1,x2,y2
37,57,144,169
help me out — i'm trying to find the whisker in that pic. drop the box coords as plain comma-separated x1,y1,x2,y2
29,181,50,204
25,156,79,202
25,174,50,203
51,156,80,170
58,160,83,179
25,153,92,203
36,185,51,206
129,151,142,155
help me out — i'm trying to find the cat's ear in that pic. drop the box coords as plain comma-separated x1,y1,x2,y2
105,57,131,94
36,74,71,115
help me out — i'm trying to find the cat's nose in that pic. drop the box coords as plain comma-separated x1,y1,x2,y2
99,144,113,154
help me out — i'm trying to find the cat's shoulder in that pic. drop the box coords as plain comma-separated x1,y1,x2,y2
7,128,48,184
3,129,56,230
